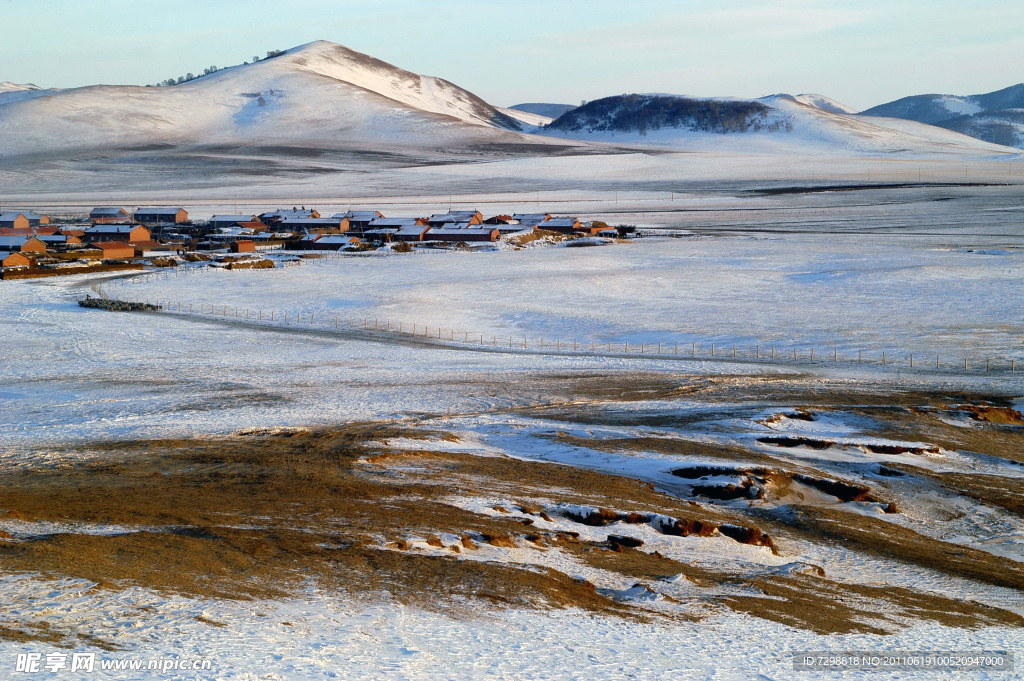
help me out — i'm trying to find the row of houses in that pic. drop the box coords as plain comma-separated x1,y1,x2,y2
0,224,168,271
1,204,615,267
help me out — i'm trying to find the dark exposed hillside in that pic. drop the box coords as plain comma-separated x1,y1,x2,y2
547,94,782,135
861,95,961,125
935,109,1024,148
969,83,1024,112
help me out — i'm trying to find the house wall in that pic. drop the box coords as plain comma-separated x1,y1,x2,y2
19,238,48,253
1,216,29,230
97,244,135,259
2,252,31,268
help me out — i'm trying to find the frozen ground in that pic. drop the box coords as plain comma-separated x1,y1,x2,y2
0,574,1020,681
1,227,1022,450
1,186,1023,679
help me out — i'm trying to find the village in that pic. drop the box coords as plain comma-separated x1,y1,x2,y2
0,206,631,279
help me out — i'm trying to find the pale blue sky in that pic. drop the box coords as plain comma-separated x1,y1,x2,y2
2,0,1021,110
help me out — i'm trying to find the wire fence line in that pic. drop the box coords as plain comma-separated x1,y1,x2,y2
89,278,1021,376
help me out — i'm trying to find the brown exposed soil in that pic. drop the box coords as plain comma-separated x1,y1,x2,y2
223,259,274,271
758,436,837,450
953,404,1024,426
792,474,874,503
2,376,1022,641
505,229,579,247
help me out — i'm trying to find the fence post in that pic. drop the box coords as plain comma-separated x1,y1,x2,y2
882,351,886,365
712,343,715,356
910,353,913,368
692,342,695,356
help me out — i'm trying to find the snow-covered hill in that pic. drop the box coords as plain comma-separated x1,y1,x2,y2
1,43,1020,198
793,93,858,115
510,103,577,119
539,93,1016,156
0,81,61,107
862,84,1024,148
0,41,575,161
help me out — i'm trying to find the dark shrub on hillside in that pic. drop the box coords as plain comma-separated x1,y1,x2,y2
548,94,778,135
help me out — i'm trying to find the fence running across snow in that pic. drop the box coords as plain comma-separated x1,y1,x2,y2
90,256,1022,377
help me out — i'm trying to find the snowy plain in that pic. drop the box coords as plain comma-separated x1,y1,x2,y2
2,226,1022,450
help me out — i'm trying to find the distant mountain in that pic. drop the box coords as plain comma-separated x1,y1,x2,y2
0,81,40,92
0,41,592,164
1,46,1018,196
862,84,1024,148
511,103,576,119
0,81,60,106
539,92,1015,157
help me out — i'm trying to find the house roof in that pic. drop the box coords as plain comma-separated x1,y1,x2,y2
86,224,144,233
0,251,31,265
134,207,184,214
512,213,550,222
277,218,343,226
261,209,318,220
0,228,43,236
334,211,383,221
90,207,128,216
0,235,28,248
34,234,66,243
0,212,46,223
425,226,497,237
95,241,134,251
394,224,431,235
369,217,420,228
541,218,580,227
315,235,358,244
209,215,258,223
428,211,481,223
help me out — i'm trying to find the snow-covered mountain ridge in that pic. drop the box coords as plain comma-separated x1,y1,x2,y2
862,84,1024,148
